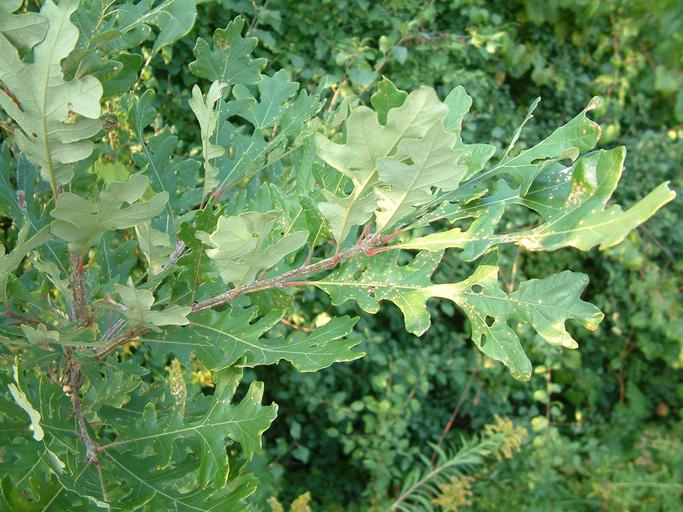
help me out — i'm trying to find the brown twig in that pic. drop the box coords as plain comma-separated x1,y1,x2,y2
192,232,385,312
280,318,315,332
93,233,387,358
62,348,106,501
431,366,478,463
68,251,91,326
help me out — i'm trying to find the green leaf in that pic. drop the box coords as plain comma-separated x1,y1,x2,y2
105,366,277,487
197,212,308,286
370,77,408,124
128,90,202,231
316,86,448,242
311,251,446,336
464,97,601,194
189,80,228,196
149,309,362,371
429,255,602,380
513,148,676,251
443,85,496,178
0,0,103,189
374,123,467,231
50,174,168,253
7,361,44,441
0,224,51,281
399,148,676,255
0,2,48,52
233,69,299,129
311,250,603,380
112,283,191,330
114,0,198,54
189,16,266,84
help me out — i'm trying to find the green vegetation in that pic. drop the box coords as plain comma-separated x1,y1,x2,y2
0,1,680,510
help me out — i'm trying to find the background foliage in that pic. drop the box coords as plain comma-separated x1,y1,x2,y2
0,0,681,510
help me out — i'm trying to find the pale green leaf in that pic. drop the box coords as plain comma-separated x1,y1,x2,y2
189,80,228,196
0,3,48,52
375,122,466,231
50,175,168,253
8,362,43,441
0,0,103,188
197,212,308,286
113,283,191,330
317,86,448,242
135,221,173,277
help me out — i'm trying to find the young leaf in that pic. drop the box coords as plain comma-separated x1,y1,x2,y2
50,175,168,253
189,16,266,84
316,86,448,243
0,0,103,190
189,80,228,196
197,212,308,286
374,123,466,231
7,362,44,441
112,284,191,330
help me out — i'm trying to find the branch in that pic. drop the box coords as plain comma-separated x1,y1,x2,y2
93,233,386,358
68,251,91,325
191,233,384,312
431,366,478,463
62,347,108,504
62,349,97,461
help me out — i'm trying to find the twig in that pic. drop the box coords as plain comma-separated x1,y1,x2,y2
191,232,385,312
68,251,91,326
639,225,675,264
62,348,107,502
247,0,269,35
431,366,478,463
93,233,387,358
162,239,187,270
545,365,552,437
94,326,146,360
280,318,314,332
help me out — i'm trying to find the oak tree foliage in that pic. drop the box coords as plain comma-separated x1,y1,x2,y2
0,1,674,509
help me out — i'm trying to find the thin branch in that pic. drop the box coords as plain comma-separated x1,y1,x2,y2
62,349,98,462
68,251,91,325
191,232,385,312
62,348,107,503
431,366,478,463
93,233,387,358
